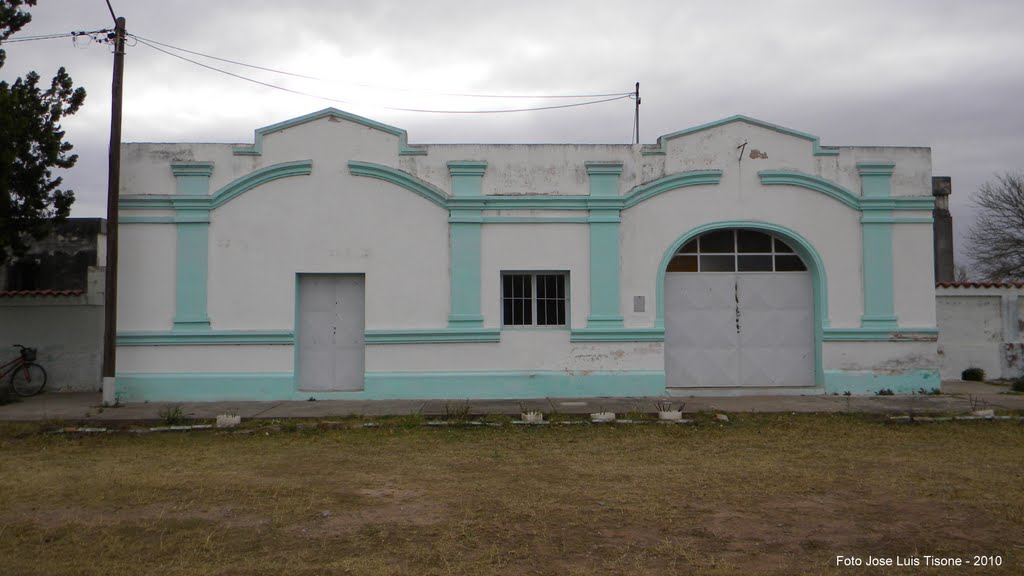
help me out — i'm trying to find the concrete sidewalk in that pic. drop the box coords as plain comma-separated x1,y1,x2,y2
1,381,1022,423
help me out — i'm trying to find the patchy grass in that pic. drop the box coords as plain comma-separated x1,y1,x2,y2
0,414,1022,575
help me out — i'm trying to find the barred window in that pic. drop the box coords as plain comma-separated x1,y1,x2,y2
502,273,567,326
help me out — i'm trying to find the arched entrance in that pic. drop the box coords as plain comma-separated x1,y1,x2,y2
663,226,816,388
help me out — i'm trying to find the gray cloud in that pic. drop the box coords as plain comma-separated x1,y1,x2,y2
4,0,1022,268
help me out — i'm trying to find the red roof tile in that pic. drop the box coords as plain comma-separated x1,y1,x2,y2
936,282,1024,289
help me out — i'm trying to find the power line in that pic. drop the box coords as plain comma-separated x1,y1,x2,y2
0,29,113,44
135,37,634,114
130,35,318,80
130,33,632,100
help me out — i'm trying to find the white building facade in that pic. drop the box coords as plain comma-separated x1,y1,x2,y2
114,109,940,401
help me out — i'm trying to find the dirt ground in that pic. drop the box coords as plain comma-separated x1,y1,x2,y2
1,414,1021,575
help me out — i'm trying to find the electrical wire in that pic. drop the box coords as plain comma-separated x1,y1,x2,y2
135,37,634,114
1,29,112,44
130,33,632,100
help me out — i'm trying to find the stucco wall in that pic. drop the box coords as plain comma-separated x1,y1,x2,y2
936,285,1024,379
115,109,938,400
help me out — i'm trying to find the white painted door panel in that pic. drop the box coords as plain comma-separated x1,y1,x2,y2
665,274,739,387
665,272,813,388
297,274,365,391
737,273,813,387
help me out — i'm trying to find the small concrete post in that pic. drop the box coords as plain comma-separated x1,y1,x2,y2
932,177,954,283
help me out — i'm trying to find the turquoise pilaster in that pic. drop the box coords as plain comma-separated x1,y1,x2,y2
447,162,486,329
171,162,214,330
857,162,897,329
585,162,624,329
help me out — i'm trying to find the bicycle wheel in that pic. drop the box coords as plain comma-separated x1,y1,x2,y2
10,363,46,397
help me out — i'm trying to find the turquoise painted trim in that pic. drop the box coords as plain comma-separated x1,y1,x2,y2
570,327,664,342
232,108,426,157
210,161,313,209
861,197,934,211
858,164,895,199
347,164,722,212
621,171,723,208
115,373,295,402
585,161,625,330
365,328,500,344
361,370,666,399
458,216,591,224
119,197,175,210
861,221,896,328
120,216,175,224
348,161,449,209
856,164,897,329
588,218,623,328
584,161,624,177
170,162,215,177
120,161,313,212
113,370,667,401
173,222,210,330
655,221,830,386
823,327,938,342
585,162,623,197
642,115,840,157
758,171,860,210
758,171,934,213
449,221,483,328
860,216,934,224
171,162,214,196
447,162,486,328
117,330,294,346
824,369,941,395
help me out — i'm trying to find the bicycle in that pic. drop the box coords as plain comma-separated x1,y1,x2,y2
1,345,47,397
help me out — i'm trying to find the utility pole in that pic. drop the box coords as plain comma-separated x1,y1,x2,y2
102,8,125,405
634,82,640,145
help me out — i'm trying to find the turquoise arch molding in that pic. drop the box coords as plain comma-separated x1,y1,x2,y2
655,221,829,385
642,115,840,157
346,161,722,211
758,170,934,212
233,108,426,157
119,160,313,214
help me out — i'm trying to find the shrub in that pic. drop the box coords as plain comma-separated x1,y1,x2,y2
1012,378,1024,392
961,367,986,382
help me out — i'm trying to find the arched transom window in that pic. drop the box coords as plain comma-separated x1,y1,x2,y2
667,229,807,272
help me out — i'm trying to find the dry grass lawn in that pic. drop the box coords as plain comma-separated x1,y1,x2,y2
0,413,1022,575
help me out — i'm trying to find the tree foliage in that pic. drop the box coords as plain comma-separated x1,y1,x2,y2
965,172,1024,281
0,0,86,264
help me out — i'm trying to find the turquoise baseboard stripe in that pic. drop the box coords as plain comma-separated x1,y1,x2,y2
116,373,295,402
118,330,295,346
114,370,667,401
823,369,940,395
822,327,938,342
363,370,666,399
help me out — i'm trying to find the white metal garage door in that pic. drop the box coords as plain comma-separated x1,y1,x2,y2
664,230,814,388
296,274,365,391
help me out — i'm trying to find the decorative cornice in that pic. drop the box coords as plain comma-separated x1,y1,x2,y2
621,171,723,208
856,162,896,176
446,161,488,177
170,162,214,177
365,328,501,344
584,161,624,176
759,170,934,212
232,107,426,156
642,115,839,157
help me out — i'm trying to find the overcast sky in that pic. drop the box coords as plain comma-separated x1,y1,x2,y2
4,0,1023,267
